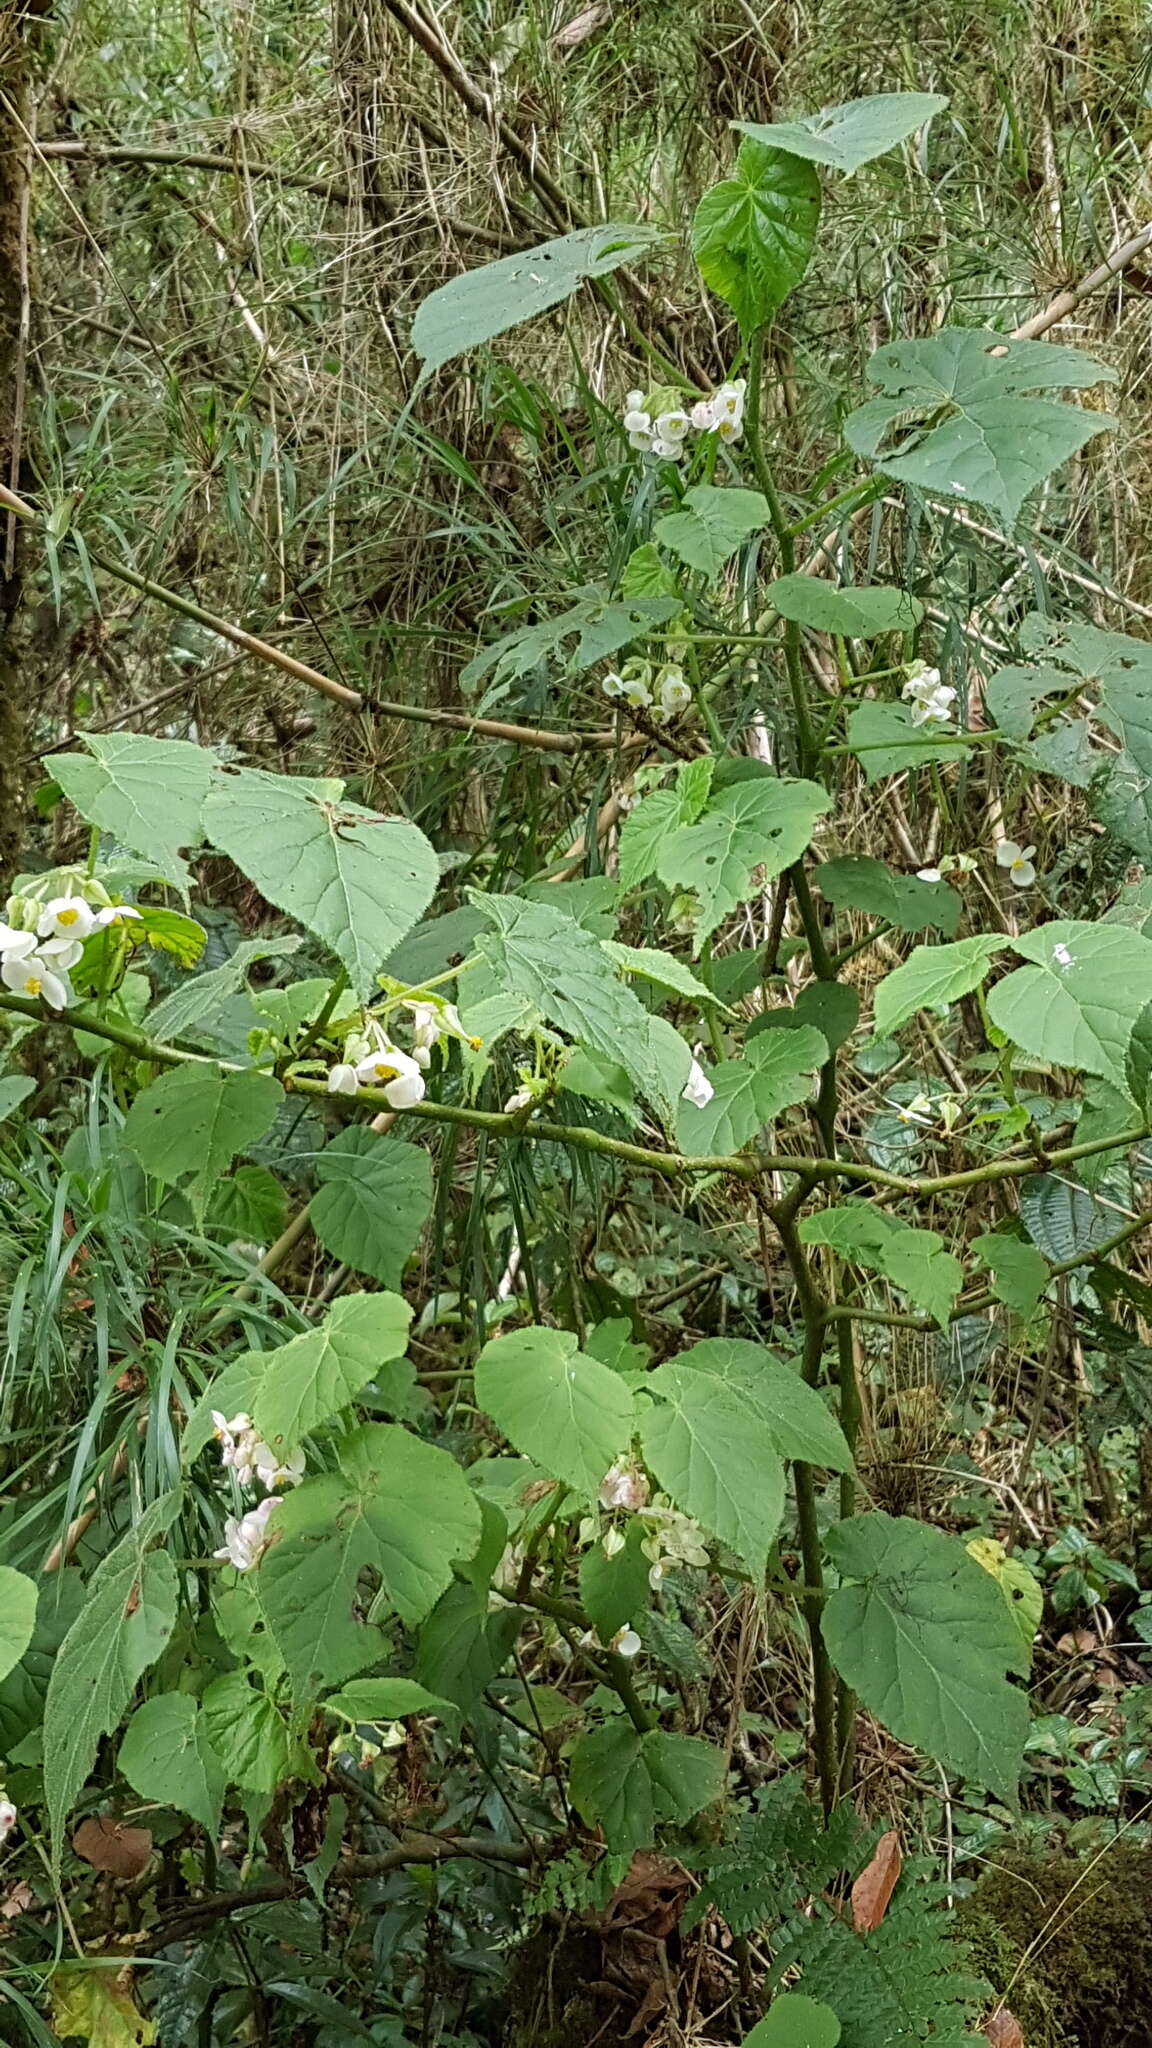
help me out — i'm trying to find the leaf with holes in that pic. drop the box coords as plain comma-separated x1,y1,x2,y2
203,766,439,1000
310,1129,433,1288
692,139,821,330
823,1512,1029,1802
474,1325,635,1499
412,223,664,376
656,777,830,950
734,90,948,175
52,732,213,894
122,1063,283,1223
256,1425,481,1702
873,934,1009,1038
844,328,1116,527
676,1025,826,1154
766,576,924,636
655,486,770,580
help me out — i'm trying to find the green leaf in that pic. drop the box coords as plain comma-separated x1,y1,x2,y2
676,1025,826,1154
417,1580,517,1714
644,1729,726,1821
822,1512,1030,1801
765,576,924,636
0,1074,34,1123
0,1568,37,1685
655,486,770,580
734,91,948,174
325,1677,459,1730
656,778,831,950
118,1693,225,1834
580,1520,651,1642
846,701,969,783
603,941,729,1013
844,327,1117,527
310,1130,433,1287
617,787,688,894
256,1424,480,1700
252,1291,413,1457
569,1719,653,1856
667,1339,853,1472
973,1234,1050,1318
411,223,663,376
209,1163,288,1243
0,1574,83,1755
620,543,681,599
1019,1173,1117,1265
147,937,304,1044
201,1672,293,1794
692,139,821,330
122,1063,283,1222
742,1996,841,2048
203,766,439,1000
134,907,207,968
44,1493,181,1856
473,892,673,1114
475,1326,635,1500
987,921,1152,1089
985,661,1072,740
52,732,213,893
791,983,860,1051
71,972,152,1060
640,1362,785,1576
877,1228,963,1329
967,1538,1043,1665
814,855,960,937
873,934,1009,1037
461,594,679,692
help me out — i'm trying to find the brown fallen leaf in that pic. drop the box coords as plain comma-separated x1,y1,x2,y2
0,1880,32,1921
73,1816,153,1879
851,1829,903,1932
554,3,609,47
983,2011,1024,2046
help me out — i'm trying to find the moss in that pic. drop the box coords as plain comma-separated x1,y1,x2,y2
958,1842,1152,2047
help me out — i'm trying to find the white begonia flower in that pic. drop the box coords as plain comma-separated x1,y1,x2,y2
0,1798,16,1843
212,1410,258,1485
214,1495,280,1572
893,1092,936,1128
623,406,654,453
916,867,943,883
601,1524,626,1558
602,670,652,710
410,1003,441,1053
654,409,691,444
2,946,72,1009
1052,941,1074,969
711,378,746,442
95,904,143,927
37,895,97,944
355,1042,426,1109
599,1460,650,1512
681,1058,714,1110
503,1086,534,1115
0,927,36,959
327,1063,360,1095
996,839,1037,888
252,1440,306,1491
902,664,957,728
656,666,692,719
610,1626,642,1659
625,389,645,412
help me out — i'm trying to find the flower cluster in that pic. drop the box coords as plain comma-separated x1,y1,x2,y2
596,1459,711,1590
901,662,957,728
602,659,692,720
915,852,977,883
328,1024,426,1108
212,1409,306,1571
599,1459,650,1512
0,891,139,1011
622,380,746,461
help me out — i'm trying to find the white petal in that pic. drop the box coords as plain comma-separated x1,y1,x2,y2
916,868,942,883
995,840,1021,868
327,1063,360,1095
681,1058,714,1109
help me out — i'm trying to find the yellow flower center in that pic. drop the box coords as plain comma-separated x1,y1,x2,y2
25,977,42,997
57,908,79,927
373,1062,399,1082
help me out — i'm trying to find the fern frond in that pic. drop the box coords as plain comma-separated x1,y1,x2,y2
775,1872,989,2046
685,1778,871,1935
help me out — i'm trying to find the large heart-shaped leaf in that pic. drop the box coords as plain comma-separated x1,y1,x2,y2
676,1025,826,1154
823,1512,1029,1801
987,921,1152,1089
655,486,770,579
122,1063,283,1222
844,328,1116,527
310,1129,433,1287
0,1568,37,1686
412,223,664,377
640,1359,788,1576
766,575,923,636
873,933,1009,1038
203,766,439,999
692,139,821,331
475,1325,635,1499
656,777,831,950
118,1692,226,1835
814,856,960,937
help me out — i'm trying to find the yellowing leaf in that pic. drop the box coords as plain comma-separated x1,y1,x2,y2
51,1967,156,2048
